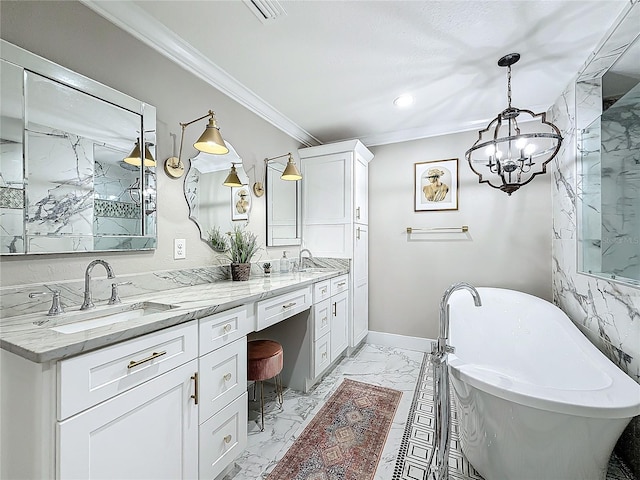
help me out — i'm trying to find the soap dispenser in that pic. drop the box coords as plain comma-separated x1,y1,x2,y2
280,251,289,273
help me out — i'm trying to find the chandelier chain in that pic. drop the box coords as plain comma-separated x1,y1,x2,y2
507,65,512,108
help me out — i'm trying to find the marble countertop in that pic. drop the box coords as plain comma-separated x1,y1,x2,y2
0,270,344,364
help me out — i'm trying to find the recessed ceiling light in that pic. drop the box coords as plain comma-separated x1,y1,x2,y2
393,94,414,108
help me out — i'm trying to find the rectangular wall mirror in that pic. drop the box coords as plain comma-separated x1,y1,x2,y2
266,158,301,246
0,40,157,255
576,5,639,286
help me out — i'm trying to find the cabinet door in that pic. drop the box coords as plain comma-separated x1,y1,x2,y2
58,360,198,480
330,290,349,361
354,154,368,225
301,152,353,257
352,225,369,346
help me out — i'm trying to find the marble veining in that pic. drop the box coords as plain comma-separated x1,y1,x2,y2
0,267,346,363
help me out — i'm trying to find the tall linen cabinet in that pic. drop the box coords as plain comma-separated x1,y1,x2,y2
298,139,373,351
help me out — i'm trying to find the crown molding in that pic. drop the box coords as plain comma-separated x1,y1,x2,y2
80,0,321,147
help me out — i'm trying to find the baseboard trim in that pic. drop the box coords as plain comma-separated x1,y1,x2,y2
365,331,433,352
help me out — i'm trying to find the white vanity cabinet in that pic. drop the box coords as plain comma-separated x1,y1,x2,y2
57,322,200,479
198,305,251,480
299,139,373,350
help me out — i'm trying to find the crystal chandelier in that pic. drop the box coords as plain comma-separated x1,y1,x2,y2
465,53,562,195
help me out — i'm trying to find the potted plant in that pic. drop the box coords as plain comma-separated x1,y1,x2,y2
207,226,228,253
226,225,260,281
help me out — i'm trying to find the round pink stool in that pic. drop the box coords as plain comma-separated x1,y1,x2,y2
247,339,284,431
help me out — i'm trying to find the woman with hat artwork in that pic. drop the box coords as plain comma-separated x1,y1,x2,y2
423,168,449,202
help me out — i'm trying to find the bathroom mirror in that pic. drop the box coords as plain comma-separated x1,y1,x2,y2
0,40,157,255
577,6,640,286
184,142,249,248
266,158,301,246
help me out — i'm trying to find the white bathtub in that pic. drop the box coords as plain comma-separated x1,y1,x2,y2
447,287,640,480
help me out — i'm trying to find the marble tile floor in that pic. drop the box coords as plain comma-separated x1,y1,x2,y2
223,343,635,480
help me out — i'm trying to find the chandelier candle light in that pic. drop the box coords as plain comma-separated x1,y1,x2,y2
465,53,562,195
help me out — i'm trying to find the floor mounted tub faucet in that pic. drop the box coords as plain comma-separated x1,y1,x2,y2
80,259,116,310
429,282,482,480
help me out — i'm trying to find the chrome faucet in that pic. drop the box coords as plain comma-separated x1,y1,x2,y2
80,259,115,310
298,248,314,270
428,282,482,480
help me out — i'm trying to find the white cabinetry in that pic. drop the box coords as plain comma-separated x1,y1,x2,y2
299,140,373,350
57,322,199,479
58,360,198,480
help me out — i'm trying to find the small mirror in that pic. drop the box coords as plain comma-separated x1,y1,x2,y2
577,12,640,286
184,142,249,248
266,159,301,246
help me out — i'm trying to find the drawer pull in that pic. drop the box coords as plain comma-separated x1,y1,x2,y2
337,281,346,287
321,287,327,294
283,302,296,309
127,350,166,369
191,372,199,405
223,323,232,333
356,227,361,240
224,434,232,444
224,373,232,382
356,206,361,219
322,352,327,359
332,302,337,316
322,317,328,326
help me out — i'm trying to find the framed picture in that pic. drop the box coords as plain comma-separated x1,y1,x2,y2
231,185,251,221
414,158,458,211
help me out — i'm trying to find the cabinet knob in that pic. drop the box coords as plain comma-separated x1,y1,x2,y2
223,373,232,382
322,352,327,359
224,434,232,444
223,323,232,333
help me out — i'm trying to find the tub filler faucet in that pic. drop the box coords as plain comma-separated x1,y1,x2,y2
428,282,482,480
80,259,116,310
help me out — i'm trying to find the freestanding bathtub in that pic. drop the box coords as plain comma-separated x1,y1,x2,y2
447,287,640,480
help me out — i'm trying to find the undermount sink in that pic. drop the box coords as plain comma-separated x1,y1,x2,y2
47,301,178,334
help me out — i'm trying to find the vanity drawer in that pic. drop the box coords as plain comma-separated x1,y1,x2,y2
199,304,252,356
255,286,312,331
313,299,331,341
313,280,331,303
198,337,247,424
199,392,248,480
330,274,349,296
313,333,331,379
58,321,198,420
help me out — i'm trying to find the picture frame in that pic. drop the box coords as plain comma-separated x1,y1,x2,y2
231,185,251,221
414,158,458,211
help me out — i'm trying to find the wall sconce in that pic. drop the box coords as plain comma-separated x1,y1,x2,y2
164,110,229,179
123,139,156,167
252,152,302,197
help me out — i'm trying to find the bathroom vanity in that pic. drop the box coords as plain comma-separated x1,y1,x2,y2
0,269,349,480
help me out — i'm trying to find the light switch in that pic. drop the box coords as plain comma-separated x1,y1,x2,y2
174,239,186,259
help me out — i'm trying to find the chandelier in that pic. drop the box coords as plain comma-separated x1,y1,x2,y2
465,53,562,195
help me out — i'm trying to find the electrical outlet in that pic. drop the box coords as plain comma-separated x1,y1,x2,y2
174,239,186,259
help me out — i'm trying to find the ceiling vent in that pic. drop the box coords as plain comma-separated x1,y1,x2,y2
243,0,287,22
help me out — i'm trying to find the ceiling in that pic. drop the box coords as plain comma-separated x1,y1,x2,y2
82,0,629,148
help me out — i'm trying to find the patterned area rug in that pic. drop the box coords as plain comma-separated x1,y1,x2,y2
267,379,402,480
393,354,635,480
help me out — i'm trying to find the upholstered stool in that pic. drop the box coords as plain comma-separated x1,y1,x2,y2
247,339,284,431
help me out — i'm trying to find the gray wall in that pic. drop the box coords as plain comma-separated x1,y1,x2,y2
0,0,301,287
369,130,553,340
